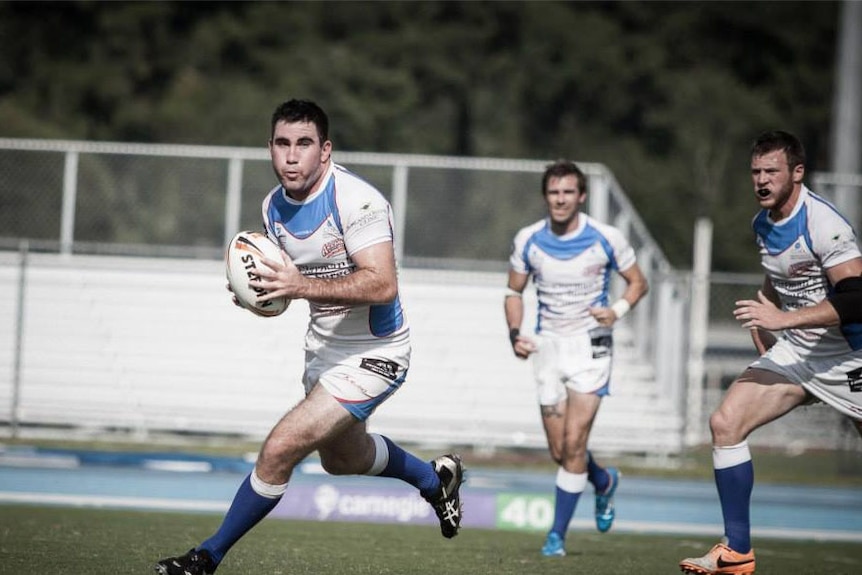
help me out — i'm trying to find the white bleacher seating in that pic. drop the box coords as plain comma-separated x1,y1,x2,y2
0,253,683,457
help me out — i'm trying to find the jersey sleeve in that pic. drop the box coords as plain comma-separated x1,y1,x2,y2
260,185,279,239
600,223,637,271
508,226,534,275
811,205,861,270
340,184,394,256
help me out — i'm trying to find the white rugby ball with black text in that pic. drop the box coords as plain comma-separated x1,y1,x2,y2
225,230,290,317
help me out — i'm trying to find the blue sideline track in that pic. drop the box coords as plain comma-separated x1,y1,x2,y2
0,446,860,542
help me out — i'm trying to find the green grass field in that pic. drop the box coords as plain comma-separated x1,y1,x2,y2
2,438,860,573
1,504,860,575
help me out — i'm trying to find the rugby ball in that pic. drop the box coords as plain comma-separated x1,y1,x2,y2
225,231,290,317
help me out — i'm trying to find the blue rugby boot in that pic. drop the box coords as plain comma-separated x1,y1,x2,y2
595,467,620,533
541,531,566,557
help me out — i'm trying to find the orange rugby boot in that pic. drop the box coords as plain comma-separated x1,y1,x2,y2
679,539,755,574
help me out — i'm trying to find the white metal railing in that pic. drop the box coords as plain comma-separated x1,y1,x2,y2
0,137,671,268
0,138,689,453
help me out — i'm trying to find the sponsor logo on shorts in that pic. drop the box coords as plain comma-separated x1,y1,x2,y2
590,334,613,359
360,358,399,380
847,367,862,393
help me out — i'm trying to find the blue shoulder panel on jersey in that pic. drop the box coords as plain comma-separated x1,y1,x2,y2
527,221,608,261
752,204,813,255
267,177,341,239
594,229,619,271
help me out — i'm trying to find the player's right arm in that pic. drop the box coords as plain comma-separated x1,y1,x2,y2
505,270,535,359
735,258,862,331
255,240,397,305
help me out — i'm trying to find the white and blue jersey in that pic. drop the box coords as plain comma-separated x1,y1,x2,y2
261,162,409,346
753,185,862,356
509,213,637,337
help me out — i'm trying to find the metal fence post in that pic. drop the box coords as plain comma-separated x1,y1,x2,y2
224,156,244,246
685,218,713,446
11,240,29,438
60,151,79,255
391,163,408,263
588,170,609,225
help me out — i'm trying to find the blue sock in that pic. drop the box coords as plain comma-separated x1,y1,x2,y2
549,468,586,536
714,444,754,554
199,474,283,564
550,487,582,536
586,451,610,493
375,435,440,498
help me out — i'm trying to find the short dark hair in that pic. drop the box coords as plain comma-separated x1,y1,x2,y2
541,160,587,195
270,99,329,143
750,130,805,169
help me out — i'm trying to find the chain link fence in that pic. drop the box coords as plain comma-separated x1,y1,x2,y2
1,138,859,461
0,137,681,364
0,139,602,266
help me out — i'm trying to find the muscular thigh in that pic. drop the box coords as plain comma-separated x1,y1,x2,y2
713,368,810,443
750,337,862,422
541,390,602,457
258,385,359,480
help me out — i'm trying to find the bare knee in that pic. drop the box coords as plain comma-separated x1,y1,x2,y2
547,435,583,467
709,406,744,446
256,439,305,484
559,434,589,470
561,444,588,466
547,442,564,465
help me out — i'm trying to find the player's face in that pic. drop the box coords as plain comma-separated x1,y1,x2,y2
544,174,586,231
269,120,332,200
750,150,804,219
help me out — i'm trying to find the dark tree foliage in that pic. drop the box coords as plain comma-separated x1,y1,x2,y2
0,0,841,270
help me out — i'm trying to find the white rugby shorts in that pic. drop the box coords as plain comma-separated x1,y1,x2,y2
302,331,411,421
750,337,862,421
531,329,612,406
